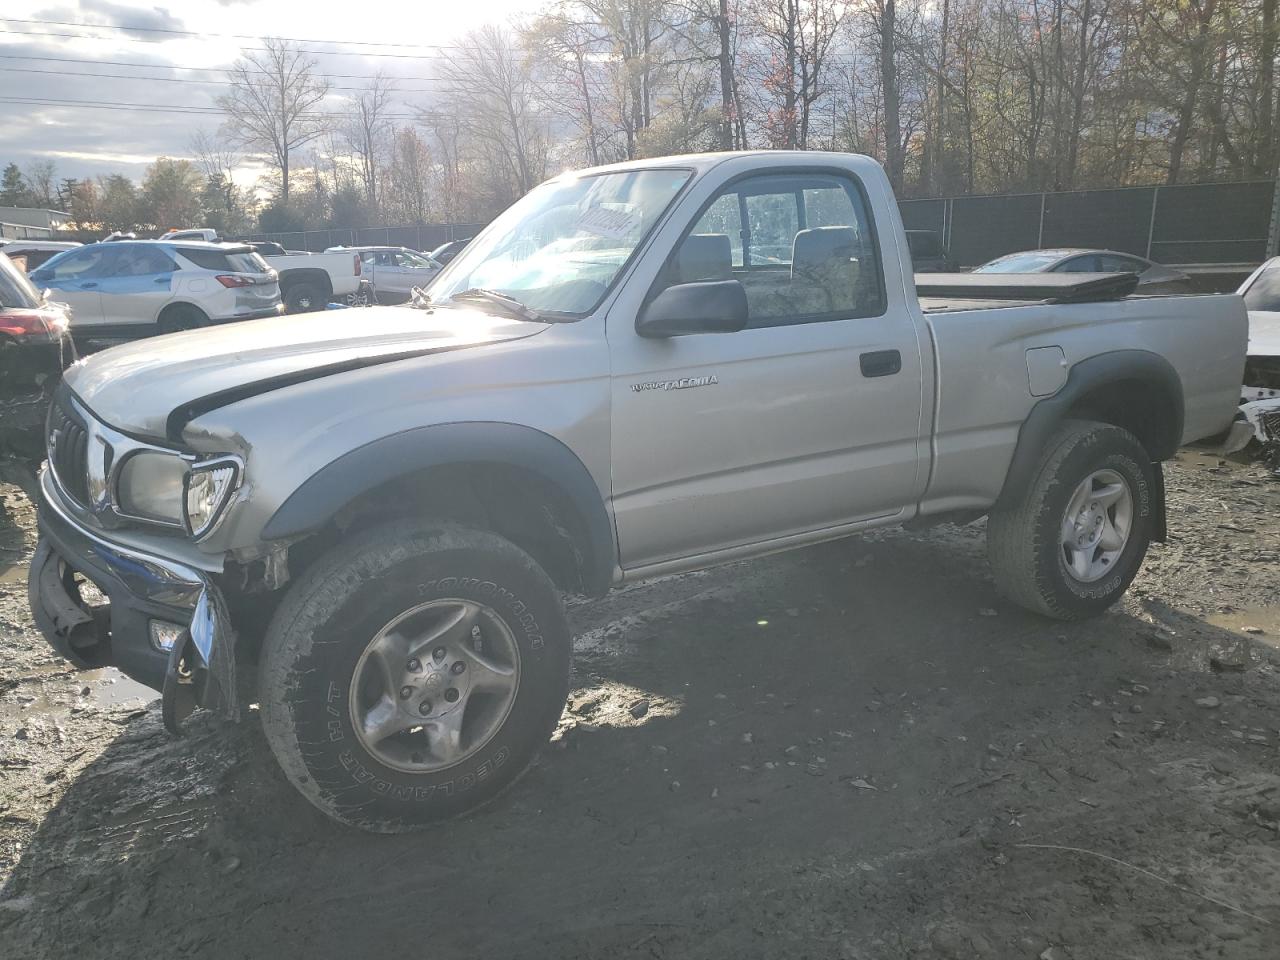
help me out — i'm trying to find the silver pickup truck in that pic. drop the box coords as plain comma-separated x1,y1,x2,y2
28,152,1247,831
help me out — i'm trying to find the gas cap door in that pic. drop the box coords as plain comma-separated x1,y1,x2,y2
1026,346,1068,397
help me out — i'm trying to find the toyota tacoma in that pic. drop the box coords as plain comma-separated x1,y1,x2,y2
28,152,1247,831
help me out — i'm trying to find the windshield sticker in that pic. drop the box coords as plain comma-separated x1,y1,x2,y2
576,206,642,242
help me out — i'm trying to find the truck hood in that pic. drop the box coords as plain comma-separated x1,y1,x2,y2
65,304,550,440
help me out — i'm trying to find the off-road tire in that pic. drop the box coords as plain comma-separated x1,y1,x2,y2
259,522,571,832
284,282,323,313
987,419,1155,620
157,304,208,334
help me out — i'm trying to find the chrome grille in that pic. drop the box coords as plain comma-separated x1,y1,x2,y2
48,389,91,508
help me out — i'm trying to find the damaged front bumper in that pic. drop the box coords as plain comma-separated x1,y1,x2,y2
27,468,238,734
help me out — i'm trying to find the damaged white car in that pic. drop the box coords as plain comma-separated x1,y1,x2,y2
1227,259,1280,461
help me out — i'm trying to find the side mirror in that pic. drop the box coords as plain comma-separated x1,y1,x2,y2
636,280,748,338
28,269,51,285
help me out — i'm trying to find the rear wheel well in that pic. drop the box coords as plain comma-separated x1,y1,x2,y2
1064,378,1180,460
157,302,208,331
284,463,597,596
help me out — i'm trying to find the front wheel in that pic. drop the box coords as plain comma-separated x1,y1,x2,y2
987,420,1155,620
259,522,571,832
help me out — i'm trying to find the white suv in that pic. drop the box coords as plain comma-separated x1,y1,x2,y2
29,240,281,335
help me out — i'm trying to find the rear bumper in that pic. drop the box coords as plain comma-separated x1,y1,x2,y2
216,304,284,323
27,468,238,731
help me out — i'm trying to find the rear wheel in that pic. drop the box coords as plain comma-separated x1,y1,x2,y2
284,282,324,313
259,522,571,832
987,420,1155,620
157,304,208,334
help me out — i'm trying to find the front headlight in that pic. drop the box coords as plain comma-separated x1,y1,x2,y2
116,451,187,525
184,459,241,538
114,451,241,537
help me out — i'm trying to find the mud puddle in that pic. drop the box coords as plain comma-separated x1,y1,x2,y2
1209,606,1280,649
1,666,156,720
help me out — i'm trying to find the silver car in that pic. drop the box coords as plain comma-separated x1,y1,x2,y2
325,246,442,303
975,248,1193,294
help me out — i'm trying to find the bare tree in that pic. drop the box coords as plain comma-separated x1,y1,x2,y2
871,0,904,190
23,160,57,209
744,0,846,149
344,74,397,212
382,127,433,222
436,26,548,201
217,38,331,204
188,129,241,183
526,12,611,164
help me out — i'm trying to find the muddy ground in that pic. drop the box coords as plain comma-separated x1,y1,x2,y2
1,450,1278,959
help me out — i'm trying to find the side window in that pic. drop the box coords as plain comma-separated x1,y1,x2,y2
745,192,798,266
672,172,885,327
114,247,177,277
1058,255,1100,273
1097,254,1142,274
692,193,743,266
47,246,113,281
360,251,379,266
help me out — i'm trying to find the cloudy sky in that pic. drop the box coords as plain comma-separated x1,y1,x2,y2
1,0,527,190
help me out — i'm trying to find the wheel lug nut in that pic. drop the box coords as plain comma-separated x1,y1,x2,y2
445,688,460,703
451,661,465,674
399,686,414,700
433,647,447,662
419,700,432,715
407,657,421,672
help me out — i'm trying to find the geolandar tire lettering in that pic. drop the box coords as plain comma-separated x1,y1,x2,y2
986,419,1155,621
258,522,570,832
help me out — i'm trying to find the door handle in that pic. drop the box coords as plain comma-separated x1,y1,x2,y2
154,276,170,284
80,282,98,289
860,349,901,378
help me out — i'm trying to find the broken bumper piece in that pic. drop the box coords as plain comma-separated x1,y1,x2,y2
27,469,238,735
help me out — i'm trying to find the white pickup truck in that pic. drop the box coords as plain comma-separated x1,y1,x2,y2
35,153,1247,831
160,229,364,312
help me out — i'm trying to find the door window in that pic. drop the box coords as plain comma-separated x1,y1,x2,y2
113,246,177,277
1096,254,1143,274
45,246,113,282
675,172,884,326
395,250,432,268
1057,255,1101,272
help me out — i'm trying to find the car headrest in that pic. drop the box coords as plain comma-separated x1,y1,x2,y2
675,234,732,283
792,227,858,280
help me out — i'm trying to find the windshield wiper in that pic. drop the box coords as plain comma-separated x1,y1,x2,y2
447,288,544,322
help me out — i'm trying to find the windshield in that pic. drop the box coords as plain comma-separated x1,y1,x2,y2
974,252,1062,273
399,250,435,268
0,253,42,309
431,169,692,316
1242,260,1280,312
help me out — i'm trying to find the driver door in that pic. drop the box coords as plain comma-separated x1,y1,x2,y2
34,246,113,328
607,171,927,570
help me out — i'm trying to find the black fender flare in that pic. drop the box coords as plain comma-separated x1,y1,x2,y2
996,349,1181,539
261,422,616,595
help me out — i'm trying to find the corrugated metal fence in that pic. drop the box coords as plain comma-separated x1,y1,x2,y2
897,180,1275,269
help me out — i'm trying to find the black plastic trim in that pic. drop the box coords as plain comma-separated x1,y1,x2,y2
996,350,1183,528
261,422,616,596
